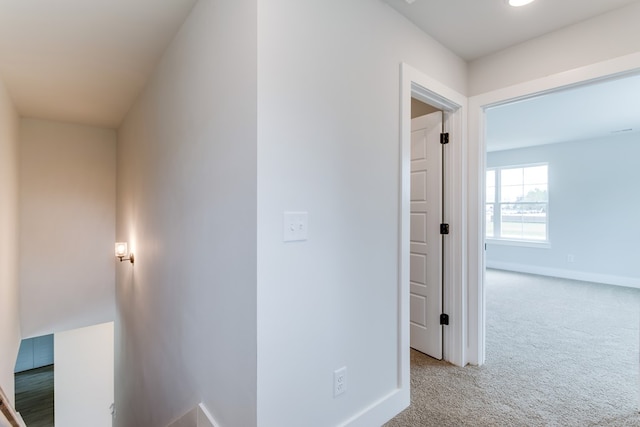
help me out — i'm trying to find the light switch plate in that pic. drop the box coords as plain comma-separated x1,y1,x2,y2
283,211,308,242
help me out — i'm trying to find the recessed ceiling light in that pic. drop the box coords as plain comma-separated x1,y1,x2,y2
508,0,536,6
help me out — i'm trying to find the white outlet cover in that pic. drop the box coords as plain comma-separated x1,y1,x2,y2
283,211,308,242
334,366,347,397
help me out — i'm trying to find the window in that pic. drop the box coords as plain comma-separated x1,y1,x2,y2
486,164,548,243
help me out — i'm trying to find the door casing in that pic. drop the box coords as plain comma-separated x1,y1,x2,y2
399,63,468,384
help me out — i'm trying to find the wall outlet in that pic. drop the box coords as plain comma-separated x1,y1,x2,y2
334,366,347,397
283,211,308,242
567,254,575,263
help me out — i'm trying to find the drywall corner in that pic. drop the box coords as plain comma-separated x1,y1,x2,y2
0,76,21,406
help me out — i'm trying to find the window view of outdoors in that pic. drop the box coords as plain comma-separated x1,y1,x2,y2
486,164,548,242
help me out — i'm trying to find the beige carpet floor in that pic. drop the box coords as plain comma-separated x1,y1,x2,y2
386,269,640,426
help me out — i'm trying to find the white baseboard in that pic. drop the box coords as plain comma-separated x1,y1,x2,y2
167,403,219,427
340,388,409,427
169,394,403,427
197,403,218,427
167,407,196,427
487,261,640,289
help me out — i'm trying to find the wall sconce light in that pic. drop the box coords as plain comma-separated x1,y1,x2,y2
115,242,134,264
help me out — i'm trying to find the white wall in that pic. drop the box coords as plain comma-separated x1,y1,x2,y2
19,119,116,338
0,78,21,405
469,2,640,96
115,0,466,425
55,322,114,427
115,0,257,426
486,133,640,287
256,0,466,425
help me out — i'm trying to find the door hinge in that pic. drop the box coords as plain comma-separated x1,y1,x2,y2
440,223,449,235
440,313,449,325
440,132,449,145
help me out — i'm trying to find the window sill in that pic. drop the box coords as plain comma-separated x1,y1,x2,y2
486,238,550,249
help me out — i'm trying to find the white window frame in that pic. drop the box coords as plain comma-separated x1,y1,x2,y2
486,162,549,247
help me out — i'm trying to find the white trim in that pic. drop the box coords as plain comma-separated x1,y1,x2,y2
167,407,197,427
166,403,220,427
487,239,550,249
467,51,640,366
487,262,640,289
400,63,468,369
341,389,404,427
197,403,219,427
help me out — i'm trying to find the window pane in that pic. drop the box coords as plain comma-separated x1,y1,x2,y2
501,184,523,203
523,184,547,202
486,187,496,203
500,205,523,239
530,203,547,214
524,165,548,185
501,168,522,186
499,203,547,240
522,205,546,240
486,170,495,186
489,164,548,243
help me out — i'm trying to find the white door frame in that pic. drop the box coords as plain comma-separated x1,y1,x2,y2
400,63,468,372
466,52,640,366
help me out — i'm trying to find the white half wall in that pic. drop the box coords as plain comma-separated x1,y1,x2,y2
0,78,20,406
469,1,640,95
19,119,116,338
115,0,257,426
256,0,466,425
54,322,114,427
486,133,640,288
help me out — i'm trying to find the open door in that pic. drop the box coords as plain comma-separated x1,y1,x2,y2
409,111,443,359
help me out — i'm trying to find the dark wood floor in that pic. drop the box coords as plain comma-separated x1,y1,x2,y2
14,365,54,427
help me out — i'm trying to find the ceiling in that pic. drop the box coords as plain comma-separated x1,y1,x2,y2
0,0,197,128
1,0,639,133
382,0,640,61
486,72,640,151
385,0,640,151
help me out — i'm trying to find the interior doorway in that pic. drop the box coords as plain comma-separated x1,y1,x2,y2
400,63,467,370
466,52,640,367
482,71,640,336
480,72,640,416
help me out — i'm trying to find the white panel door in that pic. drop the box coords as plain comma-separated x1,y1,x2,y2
410,111,443,359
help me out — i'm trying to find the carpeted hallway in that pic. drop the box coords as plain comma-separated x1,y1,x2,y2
386,269,640,426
